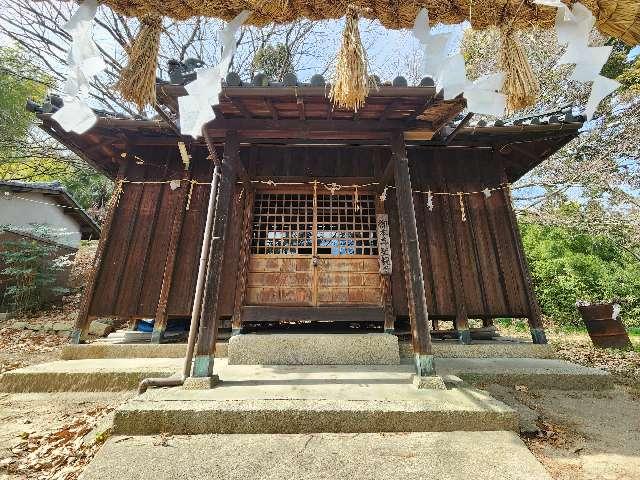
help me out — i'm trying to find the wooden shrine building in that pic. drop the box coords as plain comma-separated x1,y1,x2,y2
31,72,583,377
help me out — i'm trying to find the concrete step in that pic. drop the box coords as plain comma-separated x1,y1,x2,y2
79,431,552,480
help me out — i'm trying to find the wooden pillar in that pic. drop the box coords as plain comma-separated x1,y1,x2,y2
193,130,239,377
231,188,255,335
71,161,127,344
391,132,434,376
501,172,547,344
151,168,192,343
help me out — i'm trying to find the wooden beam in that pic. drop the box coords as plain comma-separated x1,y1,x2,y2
229,97,253,119
264,98,279,120
205,118,418,132
376,156,395,193
379,99,402,122
242,306,385,323
391,132,434,376
71,161,127,343
193,130,240,377
444,112,474,145
160,84,437,99
152,168,192,343
153,103,181,137
297,97,306,120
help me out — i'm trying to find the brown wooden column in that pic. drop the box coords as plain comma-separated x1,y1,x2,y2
391,132,434,376
501,171,547,344
151,168,192,343
231,189,255,334
71,161,127,344
193,130,239,377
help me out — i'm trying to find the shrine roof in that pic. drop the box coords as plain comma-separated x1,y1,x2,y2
29,72,584,180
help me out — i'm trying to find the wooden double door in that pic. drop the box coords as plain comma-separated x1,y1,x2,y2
244,190,383,308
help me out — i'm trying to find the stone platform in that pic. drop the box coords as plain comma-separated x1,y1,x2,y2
61,342,228,360
79,431,552,480
0,357,612,393
228,333,400,365
61,337,556,361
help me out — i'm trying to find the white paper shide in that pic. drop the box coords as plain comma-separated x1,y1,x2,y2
52,0,105,134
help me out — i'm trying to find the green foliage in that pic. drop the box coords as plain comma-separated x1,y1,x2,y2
0,228,71,314
521,222,640,328
601,39,631,80
252,44,294,82
51,165,112,211
617,57,640,91
0,47,48,158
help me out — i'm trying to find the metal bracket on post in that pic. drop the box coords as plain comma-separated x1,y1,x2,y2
70,329,83,344
531,327,548,344
458,329,471,345
414,353,436,377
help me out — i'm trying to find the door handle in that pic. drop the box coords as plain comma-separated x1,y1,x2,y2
312,255,318,267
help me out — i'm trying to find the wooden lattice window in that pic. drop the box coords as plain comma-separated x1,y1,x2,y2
250,193,313,255
316,193,378,256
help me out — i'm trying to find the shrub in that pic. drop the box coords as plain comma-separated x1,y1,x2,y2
0,232,72,313
521,223,640,328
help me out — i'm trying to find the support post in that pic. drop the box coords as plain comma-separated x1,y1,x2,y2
501,172,547,344
71,161,127,343
152,168,192,343
391,132,434,376
193,130,240,377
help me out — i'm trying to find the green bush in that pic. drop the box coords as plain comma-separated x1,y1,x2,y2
521,223,640,328
0,233,72,314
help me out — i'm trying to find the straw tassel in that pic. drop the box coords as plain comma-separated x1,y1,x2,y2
499,27,540,112
329,6,370,111
116,14,163,108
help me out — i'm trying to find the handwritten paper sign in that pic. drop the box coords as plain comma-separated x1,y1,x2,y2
376,214,392,275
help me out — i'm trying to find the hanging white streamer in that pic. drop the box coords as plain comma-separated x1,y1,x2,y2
412,9,454,79
464,72,507,117
585,75,620,119
51,0,105,134
412,9,506,117
179,10,251,138
551,2,619,118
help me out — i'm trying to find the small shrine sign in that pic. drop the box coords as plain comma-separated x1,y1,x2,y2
376,213,392,275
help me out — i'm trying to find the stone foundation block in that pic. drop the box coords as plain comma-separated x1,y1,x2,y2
228,333,400,365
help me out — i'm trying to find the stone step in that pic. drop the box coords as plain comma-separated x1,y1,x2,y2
0,358,182,392
79,431,552,480
113,387,518,435
228,333,400,365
